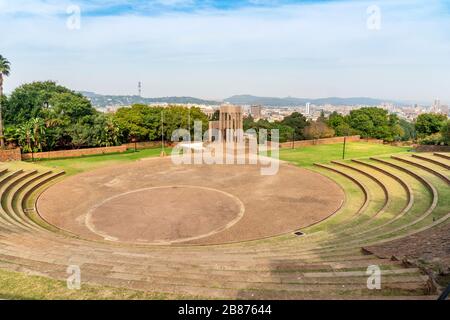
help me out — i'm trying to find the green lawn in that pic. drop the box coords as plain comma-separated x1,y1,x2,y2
24,142,411,175
30,147,171,176
279,142,411,167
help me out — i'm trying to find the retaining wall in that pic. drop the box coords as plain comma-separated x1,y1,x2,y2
279,135,361,148
414,145,450,153
123,141,175,150
21,145,128,160
0,148,22,162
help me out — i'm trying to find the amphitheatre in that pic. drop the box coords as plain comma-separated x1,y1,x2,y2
0,142,448,299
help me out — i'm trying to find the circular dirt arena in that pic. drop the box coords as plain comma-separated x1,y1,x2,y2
38,157,345,245
85,186,245,244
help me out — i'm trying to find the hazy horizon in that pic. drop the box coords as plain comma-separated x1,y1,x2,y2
1,0,449,104
79,90,434,106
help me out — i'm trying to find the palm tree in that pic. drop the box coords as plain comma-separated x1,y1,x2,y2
17,121,33,153
0,55,11,148
30,118,46,152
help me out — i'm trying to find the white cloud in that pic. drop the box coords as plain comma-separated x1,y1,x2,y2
0,0,72,15
155,0,194,6
0,0,449,102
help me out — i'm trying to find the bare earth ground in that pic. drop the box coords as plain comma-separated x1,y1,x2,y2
38,157,344,245
85,186,244,244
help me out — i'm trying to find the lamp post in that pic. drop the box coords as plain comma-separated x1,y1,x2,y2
292,130,295,149
342,127,350,160
160,110,166,157
188,108,191,143
131,137,137,153
342,136,347,160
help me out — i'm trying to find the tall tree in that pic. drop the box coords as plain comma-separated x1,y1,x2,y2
415,113,447,138
281,112,308,140
347,107,401,141
16,121,33,153
327,111,353,136
0,55,11,148
4,81,75,125
440,120,450,146
398,118,416,141
304,121,335,140
30,118,46,152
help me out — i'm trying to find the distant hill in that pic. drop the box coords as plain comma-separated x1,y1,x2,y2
80,91,221,108
80,91,404,108
224,95,400,106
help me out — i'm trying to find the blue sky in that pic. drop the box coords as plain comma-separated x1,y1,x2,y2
1,0,449,104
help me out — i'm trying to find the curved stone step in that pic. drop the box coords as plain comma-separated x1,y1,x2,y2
298,162,405,246
248,162,438,255
391,155,450,185
0,171,38,228
6,171,52,231
434,152,450,160
314,160,412,244
0,159,444,300
314,163,369,214
412,154,450,170
303,167,367,237
332,160,390,218
0,256,430,299
17,171,66,231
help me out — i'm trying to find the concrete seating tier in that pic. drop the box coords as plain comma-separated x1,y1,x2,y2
0,154,448,299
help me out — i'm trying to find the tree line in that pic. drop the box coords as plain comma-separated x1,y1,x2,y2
0,81,209,153
244,107,449,145
0,81,448,154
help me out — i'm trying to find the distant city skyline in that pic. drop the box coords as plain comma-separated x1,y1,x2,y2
1,0,449,104
81,90,444,108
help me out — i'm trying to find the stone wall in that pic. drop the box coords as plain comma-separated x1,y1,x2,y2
279,135,361,148
124,136,364,151
21,145,128,160
361,138,384,144
364,222,450,289
414,145,450,153
0,148,22,162
123,141,175,150
390,141,415,147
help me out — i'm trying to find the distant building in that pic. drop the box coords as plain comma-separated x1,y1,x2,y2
305,102,311,115
440,105,449,116
250,105,262,120
432,99,441,113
